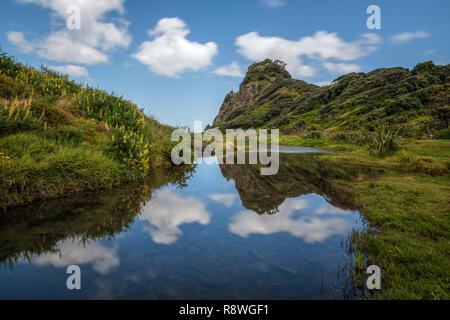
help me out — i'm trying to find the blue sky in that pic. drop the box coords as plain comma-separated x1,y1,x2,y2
0,0,448,128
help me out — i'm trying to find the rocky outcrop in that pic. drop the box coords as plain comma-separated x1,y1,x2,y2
211,59,450,138
212,59,294,127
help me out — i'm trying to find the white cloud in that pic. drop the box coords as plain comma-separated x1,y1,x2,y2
7,31,33,53
323,62,361,74
37,30,109,65
48,64,89,77
208,193,238,207
229,198,353,243
235,31,378,78
212,61,244,78
33,238,119,275
360,33,383,45
315,205,350,215
139,188,210,245
8,0,131,65
390,31,430,43
132,18,218,78
314,80,333,87
262,0,286,8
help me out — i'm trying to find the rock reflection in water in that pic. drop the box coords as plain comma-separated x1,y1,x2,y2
0,150,364,299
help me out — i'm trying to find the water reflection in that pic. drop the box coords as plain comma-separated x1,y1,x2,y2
140,189,210,245
0,167,194,269
219,153,357,214
0,148,366,299
229,197,353,243
208,193,238,208
33,238,119,275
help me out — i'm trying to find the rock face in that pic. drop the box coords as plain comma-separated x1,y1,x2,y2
212,59,450,138
213,83,261,124
212,59,298,126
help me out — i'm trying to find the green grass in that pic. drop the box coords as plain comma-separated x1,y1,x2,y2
0,49,178,208
294,139,450,299
279,135,356,151
349,173,449,299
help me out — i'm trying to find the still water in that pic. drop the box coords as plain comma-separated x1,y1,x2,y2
0,148,364,299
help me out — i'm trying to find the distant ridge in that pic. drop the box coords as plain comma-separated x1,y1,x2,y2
212,59,449,138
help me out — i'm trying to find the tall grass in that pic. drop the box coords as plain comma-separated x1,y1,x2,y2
0,49,177,207
368,126,405,157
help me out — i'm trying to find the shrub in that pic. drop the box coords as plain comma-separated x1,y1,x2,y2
283,119,306,134
412,61,435,75
434,128,450,139
305,130,322,139
397,151,447,176
368,126,405,156
0,98,37,134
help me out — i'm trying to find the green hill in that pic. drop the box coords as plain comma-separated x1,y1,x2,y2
212,59,449,139
0,50,179,208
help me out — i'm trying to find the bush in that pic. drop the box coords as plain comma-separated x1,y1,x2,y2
330,130,370,146
434,128,450,139
305,130,322,139
283,119,306,134
0,99,38,134
368,126,405,156
397,151,447,176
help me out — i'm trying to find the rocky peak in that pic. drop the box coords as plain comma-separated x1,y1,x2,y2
212,59,291,126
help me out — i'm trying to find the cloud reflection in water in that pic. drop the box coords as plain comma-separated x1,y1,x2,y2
139,189,210,245
229,197,353,243
33,238,119,274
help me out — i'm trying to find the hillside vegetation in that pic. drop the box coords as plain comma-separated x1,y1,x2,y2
0,50,177,208
213,59,450,299
213,59,449,140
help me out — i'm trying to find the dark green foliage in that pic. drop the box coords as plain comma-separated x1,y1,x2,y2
431,105,450,129
283,119,305,134
434,127,450,139
368,126,405,156
412,61,435,75
241,59,291,85
213,59,450,138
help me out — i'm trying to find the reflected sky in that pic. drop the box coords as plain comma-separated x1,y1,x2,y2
139,189,211,245
33,238,119,275
208,193,238,208
229,197,353,243
0,148,364,299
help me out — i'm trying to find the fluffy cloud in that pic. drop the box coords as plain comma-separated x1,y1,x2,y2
208,193,238,207
8,0,131,65
212,61,244,77
262,0,286,8
7,31,33,53
132,18,218,78
315,205,350,215
139,188,211,244
235,31,380,77
48,64,89,77
33,238,119,275
391,31,430,43
323,62,361,74
360,33,383,45
229,198,353,243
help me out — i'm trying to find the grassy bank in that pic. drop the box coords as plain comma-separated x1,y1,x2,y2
0,50,178,209
282,136,449,299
